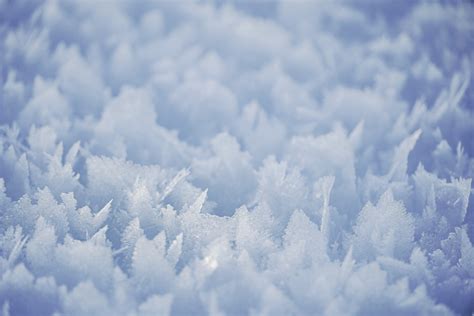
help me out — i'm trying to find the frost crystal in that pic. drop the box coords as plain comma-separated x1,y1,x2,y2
0,1,473,315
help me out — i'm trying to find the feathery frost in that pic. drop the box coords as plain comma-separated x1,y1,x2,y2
0,1,473,315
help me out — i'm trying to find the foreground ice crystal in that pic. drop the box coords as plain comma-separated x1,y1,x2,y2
0,1,473,315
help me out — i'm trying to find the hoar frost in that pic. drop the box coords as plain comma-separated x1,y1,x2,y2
1,1,474,315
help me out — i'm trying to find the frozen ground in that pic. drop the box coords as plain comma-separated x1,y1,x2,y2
1,0,474,315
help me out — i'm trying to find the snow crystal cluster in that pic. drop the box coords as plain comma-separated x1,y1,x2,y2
1,1,474,315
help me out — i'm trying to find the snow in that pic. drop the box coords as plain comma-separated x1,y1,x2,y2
1,0,473,315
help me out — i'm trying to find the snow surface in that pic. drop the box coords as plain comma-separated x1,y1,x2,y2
1,1,474,315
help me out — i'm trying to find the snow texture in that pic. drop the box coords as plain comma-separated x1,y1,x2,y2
0,1,474,315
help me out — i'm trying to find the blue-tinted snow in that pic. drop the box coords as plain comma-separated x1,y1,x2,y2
0,1,473,315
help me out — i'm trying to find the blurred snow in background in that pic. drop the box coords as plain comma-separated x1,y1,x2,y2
1,0,474,315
